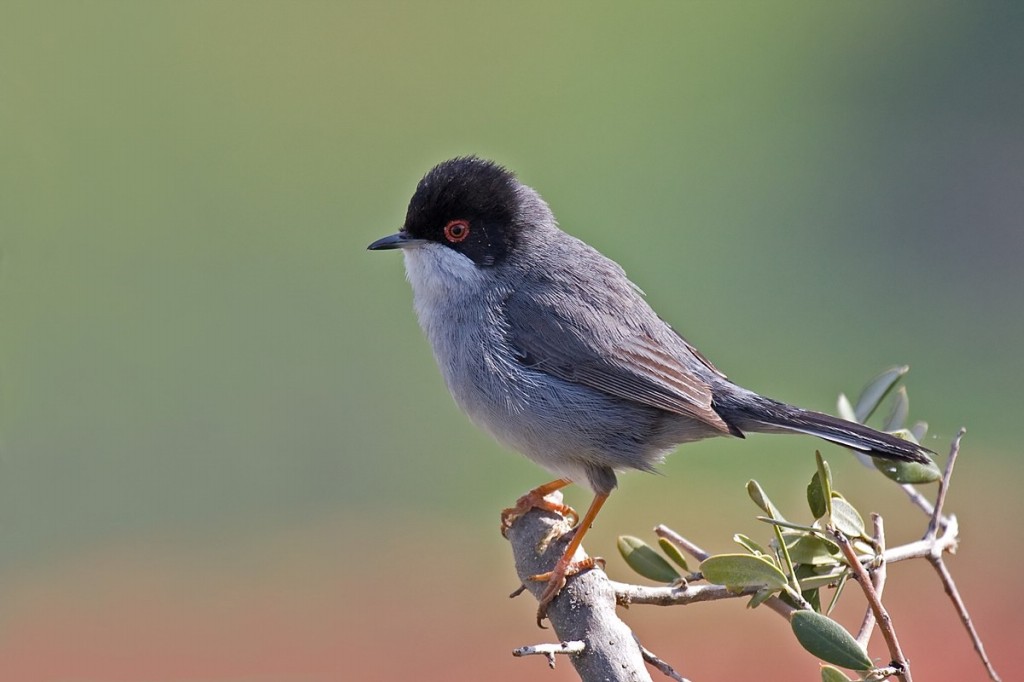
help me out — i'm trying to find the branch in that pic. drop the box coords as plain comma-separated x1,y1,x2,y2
916,429,1001,681
612,580,797,618
927,555,1002,682
856,514,888,647
652,524,798,617
634,636,692,682
898,428,965,532
513,641,585,669
638,520,957,617
505,495,654,682
833,527,911,681
927,427,964,540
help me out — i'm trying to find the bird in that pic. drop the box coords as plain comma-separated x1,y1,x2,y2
367,156,934,626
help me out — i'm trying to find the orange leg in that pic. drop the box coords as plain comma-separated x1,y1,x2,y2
529,493,609,626
500,478,577,538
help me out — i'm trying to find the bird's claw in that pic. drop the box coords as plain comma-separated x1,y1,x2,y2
500,491,579,538
530,556,602,627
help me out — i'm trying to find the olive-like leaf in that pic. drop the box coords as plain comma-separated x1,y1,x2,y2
813,452,834,517
747,587,776,609
807,472,827,520
910,420,929,442
887,427,919,445
758,516,820,533
790,610,873,671
787,535,841,566
747,480,784,520
657,538,690,572
826,571,850,616
733,533,769,556
701,554,790,591
854,365,908,423
829,495,866,538
798,569,847,591
821,664,854,682
883,386,909,431
804,586,822,613
873,454,941,484
836,393,857,423
618,536,681,583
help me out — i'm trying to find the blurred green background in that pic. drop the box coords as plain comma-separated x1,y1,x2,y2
1,2,1021,680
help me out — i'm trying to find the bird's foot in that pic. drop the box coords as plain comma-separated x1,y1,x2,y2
500,481,577,538
530,555,604,627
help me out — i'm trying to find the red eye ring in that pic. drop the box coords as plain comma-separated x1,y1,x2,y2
444,219,471,243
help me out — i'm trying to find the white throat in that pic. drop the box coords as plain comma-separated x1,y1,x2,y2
402,244,489,337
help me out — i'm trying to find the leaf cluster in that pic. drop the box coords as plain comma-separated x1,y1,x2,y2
618,368,942,681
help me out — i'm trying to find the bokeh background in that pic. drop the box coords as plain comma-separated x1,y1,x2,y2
2,2,1021,680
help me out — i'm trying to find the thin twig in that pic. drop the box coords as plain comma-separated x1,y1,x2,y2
634,636,691,682
646,527,799,618
641,518,957,605
898,483,940,522
512,641,586,669
615,580,753,605
641,518,958,627
927,428,964,540
857,514,888,647
833,528,911,682
927,556,1002,682
654,525,710,561
922,429,1001,680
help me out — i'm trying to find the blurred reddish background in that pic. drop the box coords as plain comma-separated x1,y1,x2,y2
1,464,1017,681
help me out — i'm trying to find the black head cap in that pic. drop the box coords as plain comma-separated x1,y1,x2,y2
402,156,521,267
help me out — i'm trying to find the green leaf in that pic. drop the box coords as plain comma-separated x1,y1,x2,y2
798,568,847,591
758,516,821,533
821,664,854,682
808,453,833,520
733,533,769,557
790,610,873,671
617,536,681,583
657,538,690,572
747,587,776,609
868,428,940,484
836,393,857,422
804,587,822,613
807,473,827,520
700,554,790,591
747,480,784,520
787,534,841,566
825,571,849,616
883,386,909,431
829,495,866,538
793,565,823,612
872,454,942,484
815,454,831,512
910,420,929,442
854,365,908,423
773,524,798,593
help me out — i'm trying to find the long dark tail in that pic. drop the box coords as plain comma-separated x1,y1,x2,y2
715,390,934,464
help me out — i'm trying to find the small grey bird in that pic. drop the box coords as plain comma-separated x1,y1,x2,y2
368,156,933,624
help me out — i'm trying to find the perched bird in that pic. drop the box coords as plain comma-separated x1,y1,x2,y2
368,156,933,625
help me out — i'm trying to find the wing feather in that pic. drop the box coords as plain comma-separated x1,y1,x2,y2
503,283,733,435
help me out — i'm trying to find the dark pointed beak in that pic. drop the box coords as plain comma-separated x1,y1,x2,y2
367,232,425,251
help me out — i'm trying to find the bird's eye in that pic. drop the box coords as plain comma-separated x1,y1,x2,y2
443,219,471,243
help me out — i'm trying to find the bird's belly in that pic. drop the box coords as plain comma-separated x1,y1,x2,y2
414,294,721,487
443,354,716,481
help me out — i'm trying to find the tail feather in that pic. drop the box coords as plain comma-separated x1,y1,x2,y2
716,392,934,464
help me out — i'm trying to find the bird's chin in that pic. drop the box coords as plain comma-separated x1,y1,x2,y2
403,243,484,296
